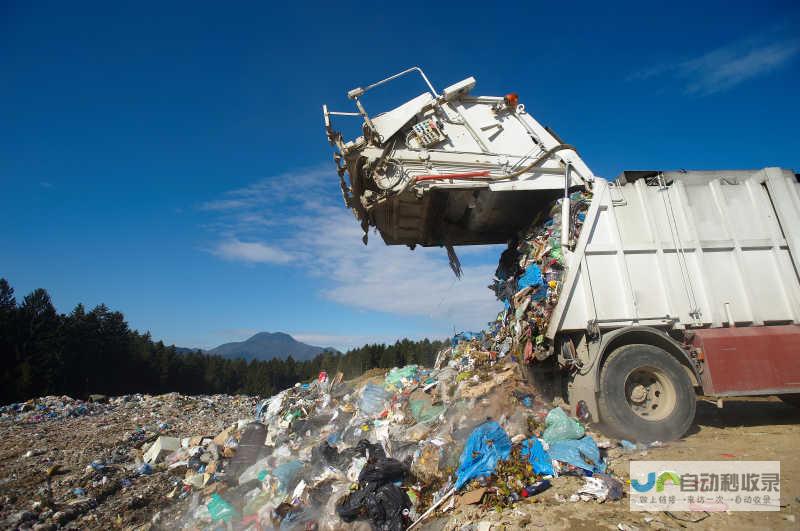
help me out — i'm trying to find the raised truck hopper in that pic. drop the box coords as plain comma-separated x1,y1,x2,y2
323,67,595,250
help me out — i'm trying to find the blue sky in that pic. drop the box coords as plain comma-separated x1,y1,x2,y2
2,1,799,350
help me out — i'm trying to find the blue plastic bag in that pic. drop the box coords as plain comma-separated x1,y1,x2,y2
455,421,511,490
520,438,553,475
451,331,483,347
548,436,606,474
517,264,543,290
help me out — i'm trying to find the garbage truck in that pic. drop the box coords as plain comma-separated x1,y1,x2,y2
323,67,800,442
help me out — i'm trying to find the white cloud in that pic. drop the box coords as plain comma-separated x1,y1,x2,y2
200,199,249,211
629,30,799,96
213,239,294,264
303,209,501,329
200,166,503,333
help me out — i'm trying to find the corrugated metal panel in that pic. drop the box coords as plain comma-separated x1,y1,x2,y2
549,168,800,336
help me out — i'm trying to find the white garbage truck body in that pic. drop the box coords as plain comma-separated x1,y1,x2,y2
551,168,800,441
324,68,800,441
552,168,800,334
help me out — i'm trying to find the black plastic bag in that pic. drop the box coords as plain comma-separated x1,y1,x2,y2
365,483,411,531
336,481,378,521
313,439,379,470
358,457,406,484
335,440,410,530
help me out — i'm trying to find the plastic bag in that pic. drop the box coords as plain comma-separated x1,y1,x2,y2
227,422,267,480
517,263,543,290
207,493,236,522
451,331,482,347
358,383,391,416
346,456,367,482
577,476,607,500
313,440,371,470
548,436,606,474
272,460,303,491
336,484,375,522
365,483,411,531
409,398,445,425
238,456,270,485
502,409,529,438
542,407,584,444
384,365,419,389
596,473,623,500
578,474,623,501
358,456,407,484
454,421,511,490
337,484,410,529
336,444,411,531
520,438,553,475
242,490,274,516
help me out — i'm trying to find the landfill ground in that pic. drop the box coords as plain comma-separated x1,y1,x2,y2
1,390,798,530
0,394,259,530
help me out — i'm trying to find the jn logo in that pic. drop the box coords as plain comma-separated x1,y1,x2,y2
631,471,681,493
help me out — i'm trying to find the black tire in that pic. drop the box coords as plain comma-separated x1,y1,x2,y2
779,394,800,408
597,344,696,443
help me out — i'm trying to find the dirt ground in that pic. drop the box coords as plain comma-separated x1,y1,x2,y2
0,394,257,530
425,396,800,531
0,394,797,530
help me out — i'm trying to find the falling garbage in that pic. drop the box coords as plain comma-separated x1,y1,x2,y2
489,191,592,364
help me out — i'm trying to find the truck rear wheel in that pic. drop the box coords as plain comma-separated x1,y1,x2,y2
597,344,695,442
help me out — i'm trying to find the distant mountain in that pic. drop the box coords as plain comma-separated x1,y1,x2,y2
207,332,336,362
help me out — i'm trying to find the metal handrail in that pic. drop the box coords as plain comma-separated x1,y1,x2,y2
347,66,438,100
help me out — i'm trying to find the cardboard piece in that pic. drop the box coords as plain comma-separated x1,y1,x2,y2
459,487,487,506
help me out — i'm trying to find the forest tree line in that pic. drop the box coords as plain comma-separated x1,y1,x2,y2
0,279,446,404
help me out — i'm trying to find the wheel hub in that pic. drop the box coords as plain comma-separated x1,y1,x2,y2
629,384,648,403
624,366,677,422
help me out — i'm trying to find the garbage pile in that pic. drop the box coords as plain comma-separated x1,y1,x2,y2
489,191,591,362
0,395,106,424
146,334,626,530
0,349,632,530
0,393,258,530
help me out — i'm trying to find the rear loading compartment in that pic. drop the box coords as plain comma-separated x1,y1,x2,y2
324,68,594,249
372,188,563,246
